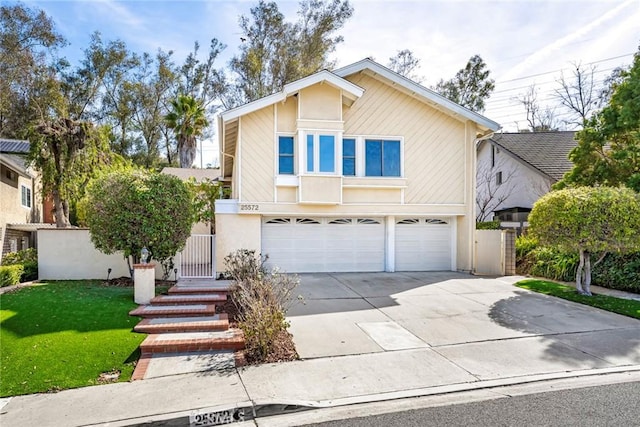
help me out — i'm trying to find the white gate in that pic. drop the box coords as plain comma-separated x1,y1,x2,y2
179,234,215,278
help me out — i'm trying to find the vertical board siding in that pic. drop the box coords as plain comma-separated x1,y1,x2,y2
344,74,466,204
240,106,275,202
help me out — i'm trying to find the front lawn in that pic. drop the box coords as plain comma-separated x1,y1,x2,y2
516,279,640,320
0,281,145,397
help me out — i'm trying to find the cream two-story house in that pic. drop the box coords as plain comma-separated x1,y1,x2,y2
214,59,500,273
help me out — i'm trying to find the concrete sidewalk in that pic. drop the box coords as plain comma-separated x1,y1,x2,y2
1,273,639,426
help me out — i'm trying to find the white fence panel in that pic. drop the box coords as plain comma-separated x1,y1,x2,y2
179,234,215,278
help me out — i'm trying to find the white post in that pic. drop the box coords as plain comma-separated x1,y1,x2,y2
134,263,155,305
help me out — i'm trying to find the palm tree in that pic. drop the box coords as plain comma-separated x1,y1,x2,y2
165,95,209,168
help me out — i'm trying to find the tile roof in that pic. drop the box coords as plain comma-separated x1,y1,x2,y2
489,131,578,181
0,139,30,153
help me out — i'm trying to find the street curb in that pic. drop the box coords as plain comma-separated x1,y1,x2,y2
82,365,640,426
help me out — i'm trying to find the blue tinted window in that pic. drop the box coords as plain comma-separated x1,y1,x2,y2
319,135,335,172
365,139,401,176
306,134,314,172
365,140,382,176
384,140,401,176
343,138,356,176
278,136,294,174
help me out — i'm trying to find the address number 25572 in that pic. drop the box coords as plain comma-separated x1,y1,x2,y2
239,204,259,211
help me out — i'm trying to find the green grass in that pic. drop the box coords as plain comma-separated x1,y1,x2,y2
516,279,640,320
0,281,146,397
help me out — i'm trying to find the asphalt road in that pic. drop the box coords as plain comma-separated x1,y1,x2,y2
303,381,640,427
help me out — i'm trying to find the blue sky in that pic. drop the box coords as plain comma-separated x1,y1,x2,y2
19,0,640,166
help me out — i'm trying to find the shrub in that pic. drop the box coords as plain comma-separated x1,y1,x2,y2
592,252,640,293
1,249,38,282
83,170,194,277
0,265,24,287
476,220,500,230
523,246,579,282
1,248,37,265
516,234,538,259
224,249,299,363
223,249,267,284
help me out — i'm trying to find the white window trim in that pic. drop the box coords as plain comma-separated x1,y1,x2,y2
302,130,342,175
20,184,32,209
344,135,405,178
275,132,297,177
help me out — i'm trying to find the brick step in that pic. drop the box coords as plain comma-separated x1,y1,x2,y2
168,285,231,295
133,315,229,333
129,304,216,318
139,330,245,354
150,293,227,305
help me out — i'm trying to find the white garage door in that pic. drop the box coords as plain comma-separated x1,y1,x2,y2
262,217,385,273
395,218,452,271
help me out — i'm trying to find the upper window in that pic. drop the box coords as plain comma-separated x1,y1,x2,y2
306,134,335,173
365,139,401,177
342,138,356,176
21,185,31,208
278,136,294,175
496,171,503,185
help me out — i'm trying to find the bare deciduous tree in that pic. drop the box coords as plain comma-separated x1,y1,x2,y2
476,151,517,222
516,84,561,132
554,62,598,128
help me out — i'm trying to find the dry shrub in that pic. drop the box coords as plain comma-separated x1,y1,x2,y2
224,250,300,362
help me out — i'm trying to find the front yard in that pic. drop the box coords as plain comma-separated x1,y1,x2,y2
516,279,640,319
0,281,147,397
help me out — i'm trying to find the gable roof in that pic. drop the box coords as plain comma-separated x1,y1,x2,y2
488,131,578,181
333,58,500,133
218,59,502,179
0,139,30,154
220,70,365,123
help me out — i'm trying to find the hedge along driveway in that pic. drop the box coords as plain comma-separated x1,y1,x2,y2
0,281,144,397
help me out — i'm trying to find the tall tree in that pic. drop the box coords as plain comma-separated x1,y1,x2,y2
28,118,114,227
229,0,353,103
554,62,598,128
129,49,179,167
165,95,209,168
387,49,422,82
0,3,66,138
558,48,640,191
433,55,495,112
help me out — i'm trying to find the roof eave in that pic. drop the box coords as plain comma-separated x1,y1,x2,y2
334,58,501,132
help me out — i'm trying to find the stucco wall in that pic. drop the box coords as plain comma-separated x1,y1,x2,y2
0,173,32,226
214,213,261,272
38,229,171,280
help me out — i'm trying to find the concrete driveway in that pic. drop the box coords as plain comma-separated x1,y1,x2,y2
287,272,640,372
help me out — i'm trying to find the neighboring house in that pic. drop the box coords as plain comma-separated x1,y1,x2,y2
0,139,54,258
214,59,499,273
476,131,578,223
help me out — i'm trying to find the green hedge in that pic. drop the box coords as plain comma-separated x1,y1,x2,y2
1,248,38,282
516,235,639,293
592,253,640,293
476,220,501,230
0,265,24,287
